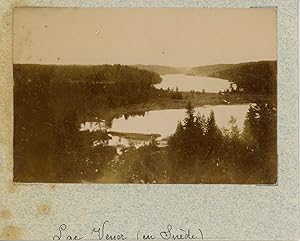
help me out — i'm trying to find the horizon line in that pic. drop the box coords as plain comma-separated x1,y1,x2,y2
13,59,277,68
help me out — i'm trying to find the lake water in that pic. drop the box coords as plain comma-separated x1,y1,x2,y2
80,74,249,150
155,74,232,93
110,104,250,139
81,104,251,151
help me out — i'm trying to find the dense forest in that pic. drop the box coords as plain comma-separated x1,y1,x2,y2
13,62,277,183
14,64,163,182
14,64,162,108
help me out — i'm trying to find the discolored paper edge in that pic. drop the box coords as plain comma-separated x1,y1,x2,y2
0,0,298,240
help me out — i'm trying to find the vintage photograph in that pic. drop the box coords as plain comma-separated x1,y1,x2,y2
13,8,277,184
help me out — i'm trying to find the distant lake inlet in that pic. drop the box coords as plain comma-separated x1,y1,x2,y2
155,74,232,93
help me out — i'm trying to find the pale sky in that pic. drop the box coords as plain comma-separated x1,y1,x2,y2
13,8,277,67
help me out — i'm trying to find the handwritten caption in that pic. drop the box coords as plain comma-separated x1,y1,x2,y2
53,221,204,240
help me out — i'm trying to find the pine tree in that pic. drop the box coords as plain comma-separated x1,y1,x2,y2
243,104,258,145
206,111,221,139
205,111,222,161
228,116,240,139
195,114,206,137
242,103,277,183
183,101,195,129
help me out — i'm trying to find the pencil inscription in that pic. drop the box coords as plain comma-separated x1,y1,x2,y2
52,222,204,240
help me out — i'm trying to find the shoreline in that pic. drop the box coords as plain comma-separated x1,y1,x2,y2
109,131,161,141
87,92,274,123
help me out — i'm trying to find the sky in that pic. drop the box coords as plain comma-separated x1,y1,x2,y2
13,8,277,67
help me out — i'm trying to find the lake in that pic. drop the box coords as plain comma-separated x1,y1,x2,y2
80,74,249,150
81,104,251,151
155,74,232,93
109,104,250,139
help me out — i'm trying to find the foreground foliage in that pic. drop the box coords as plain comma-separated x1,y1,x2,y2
110,102,276,184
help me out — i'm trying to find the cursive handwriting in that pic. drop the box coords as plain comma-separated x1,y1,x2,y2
52,222,203,240
92,220,127,240
53,224,83,240
137,230,156,240
160,225,203,240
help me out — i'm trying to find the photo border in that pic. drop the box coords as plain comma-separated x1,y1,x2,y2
0,0,298,240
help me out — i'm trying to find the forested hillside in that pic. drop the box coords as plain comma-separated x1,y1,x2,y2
187,61,277,94
132,65,186,75
14,64,162,84
14,64,162,108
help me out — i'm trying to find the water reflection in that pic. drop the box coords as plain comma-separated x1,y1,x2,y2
110,104,250,138
80,120,105,132
80,104,251,150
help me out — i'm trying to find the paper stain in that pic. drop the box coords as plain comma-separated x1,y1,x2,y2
0,226,22,240
7,181,17,193
49,184,56,190
0,209,12,219
37,204,51,215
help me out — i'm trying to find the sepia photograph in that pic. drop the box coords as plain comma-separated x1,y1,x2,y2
13,8,277,184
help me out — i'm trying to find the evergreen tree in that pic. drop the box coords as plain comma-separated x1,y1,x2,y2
242,103,277,183
204,111,222,161
228,116,240,139
183,101,195,129
206,111,222,141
